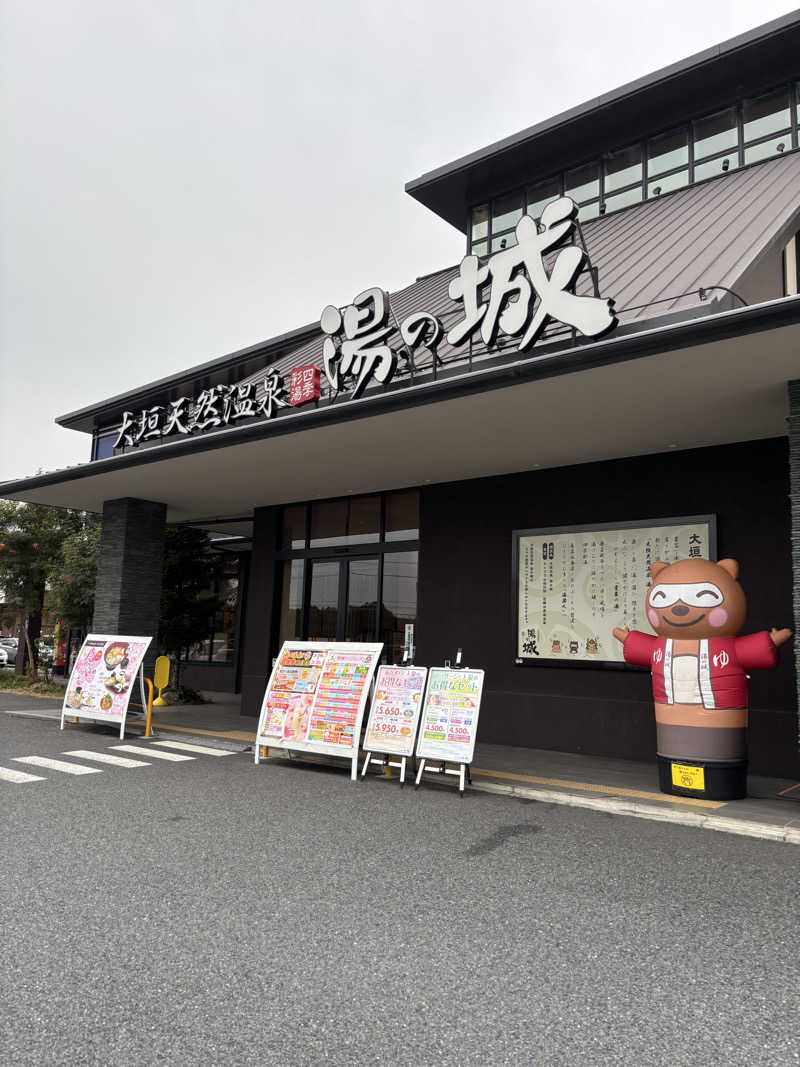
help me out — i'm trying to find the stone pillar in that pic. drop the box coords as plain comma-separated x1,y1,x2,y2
239,506,279,718
789,380,800,745
92,497,167,677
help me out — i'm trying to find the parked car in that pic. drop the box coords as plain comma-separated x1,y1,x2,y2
0,646,7,668
0,638,18,667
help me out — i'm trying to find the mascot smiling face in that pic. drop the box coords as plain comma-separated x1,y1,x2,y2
645,557,746,640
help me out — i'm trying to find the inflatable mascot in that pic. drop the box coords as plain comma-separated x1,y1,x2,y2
613,558,791,799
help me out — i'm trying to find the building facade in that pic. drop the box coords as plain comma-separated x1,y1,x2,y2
3,13,799,777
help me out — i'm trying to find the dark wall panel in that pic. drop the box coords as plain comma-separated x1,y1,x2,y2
417,438,798,778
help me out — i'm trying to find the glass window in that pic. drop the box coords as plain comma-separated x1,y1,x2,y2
564,162,600,203
307,560,339,641
796,83,800,124
381,552,418,665
310,496,379,547
210,560,239,663
602,185,643,214
647,169,689,199
346,558,379,642
281,505,306,550
693,155,737,182
693,108,738,160
491,231,517,252
92,432,117,461
471,240,488,257
278,560,305,645
471,204,488,241
491,192,523,234
744,136,790,164
386,489,419,541
743,89,790,142
604,144,642,192
577,200,600,221
526,176,560,220
647,128,689,176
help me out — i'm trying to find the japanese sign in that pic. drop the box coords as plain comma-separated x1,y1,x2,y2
111,197,616,449
416,668,484,764
363,665,428,757
60,634,151,730
515,517,715,664
256,642,383,764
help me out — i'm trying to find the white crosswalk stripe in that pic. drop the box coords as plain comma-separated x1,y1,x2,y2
12,756,103,775
63,750,151,768
153,740,232,757
112,744,194,761
0,765,46,783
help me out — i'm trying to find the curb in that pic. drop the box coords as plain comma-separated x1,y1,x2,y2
469,779,800,845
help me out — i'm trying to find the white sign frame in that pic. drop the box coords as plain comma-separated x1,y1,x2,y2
255,641,384,781
415,667,485,765
60,634,152,739
363,665,428,758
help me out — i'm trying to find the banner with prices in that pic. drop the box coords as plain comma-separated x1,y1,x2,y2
416,667,484,764
363,665,428,757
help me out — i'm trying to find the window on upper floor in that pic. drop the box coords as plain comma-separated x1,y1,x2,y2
468,80,800,252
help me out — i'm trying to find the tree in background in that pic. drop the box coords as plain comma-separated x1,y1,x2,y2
0,501,87,677
50,518,101,634
158,527,221,694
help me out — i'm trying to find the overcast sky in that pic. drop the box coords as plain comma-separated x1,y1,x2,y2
1,0,797,482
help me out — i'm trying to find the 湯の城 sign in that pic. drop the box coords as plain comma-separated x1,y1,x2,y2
416,668,484,764
514,516,716,664
363,665,428,758
60,634,152,737
112,197,616,449
255,641,383,779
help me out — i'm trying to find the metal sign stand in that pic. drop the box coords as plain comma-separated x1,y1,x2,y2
360,643,417,786
414,648,474,797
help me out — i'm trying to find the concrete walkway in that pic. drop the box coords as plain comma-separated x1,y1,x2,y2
3,690,799,843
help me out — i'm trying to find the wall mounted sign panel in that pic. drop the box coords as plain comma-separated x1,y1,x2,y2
513,516,716,665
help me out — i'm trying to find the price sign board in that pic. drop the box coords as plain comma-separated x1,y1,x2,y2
256,642,383,770
363,665,428,757
416,668,484,764
60,634,152,734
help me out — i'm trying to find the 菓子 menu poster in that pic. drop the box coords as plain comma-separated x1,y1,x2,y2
515,517,714,664
258,645,329,742
62,634,151,721
363,666,428,757
416,668,484,764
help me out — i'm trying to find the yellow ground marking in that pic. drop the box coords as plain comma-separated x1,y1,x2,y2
155,722,256,743
778,782,800,796
470,767,726,809
147,719,726,808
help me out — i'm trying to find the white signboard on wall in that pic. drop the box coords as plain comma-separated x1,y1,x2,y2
416,667,484,764
514,516,715,665
60,634,152,737
255,641,383,779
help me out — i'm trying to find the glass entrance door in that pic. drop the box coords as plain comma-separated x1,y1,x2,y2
306,557,379,643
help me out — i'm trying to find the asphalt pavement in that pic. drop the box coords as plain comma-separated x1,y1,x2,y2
1,713,799,1066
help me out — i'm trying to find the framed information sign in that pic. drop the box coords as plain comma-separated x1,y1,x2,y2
363,665,428,758
416,668,484,764
60,634,152,738
255,641,383,780
513,515,716,665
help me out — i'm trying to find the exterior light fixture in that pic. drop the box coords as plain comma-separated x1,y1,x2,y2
599,202,607,215
777,142,785,153
722,159,730,172
653,186,662,196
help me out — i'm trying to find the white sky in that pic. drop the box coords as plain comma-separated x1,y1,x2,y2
1,1,797,482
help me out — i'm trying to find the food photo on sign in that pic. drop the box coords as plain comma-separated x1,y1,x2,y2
62,634,151,725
